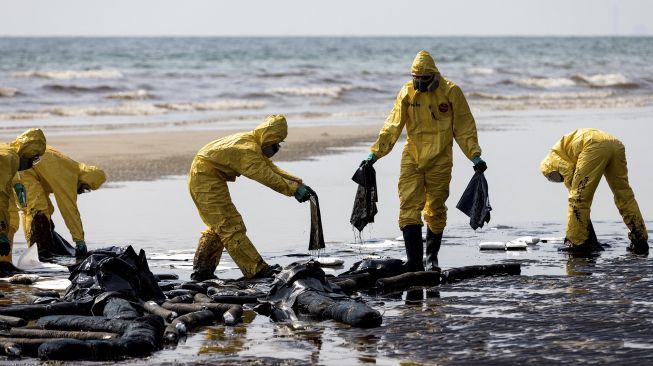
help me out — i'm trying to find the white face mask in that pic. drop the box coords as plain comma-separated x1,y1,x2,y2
547,171,564,183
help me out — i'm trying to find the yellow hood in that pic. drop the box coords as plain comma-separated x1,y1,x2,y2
411,50,439,76
10,128,46,158
252,115,288,146
78,163,107,190
540,150,573,188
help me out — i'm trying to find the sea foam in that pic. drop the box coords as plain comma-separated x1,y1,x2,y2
13,69,123,80
514,77,576,89
266,85,353,98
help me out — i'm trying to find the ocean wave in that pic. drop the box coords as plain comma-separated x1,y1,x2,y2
156,100,265,111
44,84,118,93
106,90,149,100
572,73,638,88
0,99,265,120
266,85,354,98
466,67,495,76
13,69,123,80
46,103,166,117
0,87,18,97
514,77,576,89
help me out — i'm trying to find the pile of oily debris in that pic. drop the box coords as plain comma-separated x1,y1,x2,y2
0,246,520,361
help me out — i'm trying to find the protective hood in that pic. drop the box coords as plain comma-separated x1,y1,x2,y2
252,115,288,146
78,163,107,190
411,50,439,76
540,151,573,188
11,128,46,158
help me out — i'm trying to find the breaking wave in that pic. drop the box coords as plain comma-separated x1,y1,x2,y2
266,85,354,97
466,67,495,76
13,69,123,80
571,73,638,88
0,99,265,120
106,90,149,100
0,87,18,97
514,77,576,89
156,100,265,111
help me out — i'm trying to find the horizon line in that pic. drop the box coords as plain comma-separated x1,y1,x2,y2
1,34,651,38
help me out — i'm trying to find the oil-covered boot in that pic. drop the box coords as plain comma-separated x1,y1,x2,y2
627,231,649,255
403,224,424,272
425,228,442,271
30,213,56,262
191,231,224,281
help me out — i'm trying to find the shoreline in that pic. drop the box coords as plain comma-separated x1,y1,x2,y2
45,124,383,182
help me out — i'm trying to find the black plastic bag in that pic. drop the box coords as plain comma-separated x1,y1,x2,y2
63,246,165,310
260,261,382,328
307,188,325,252
456,171,491,230
350,162,378,232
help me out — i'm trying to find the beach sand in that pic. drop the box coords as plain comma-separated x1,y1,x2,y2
45,124,382,181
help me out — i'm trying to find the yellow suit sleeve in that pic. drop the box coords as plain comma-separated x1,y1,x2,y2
450,85,482,160
269,162,303,185
371,87,409,159
0,152,18,236
238,150,301,196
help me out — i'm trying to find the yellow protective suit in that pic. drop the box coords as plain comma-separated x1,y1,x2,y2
8,147,106,246
371,51,482,233
540,128,648,245
0,128,47,263
188,115,302,279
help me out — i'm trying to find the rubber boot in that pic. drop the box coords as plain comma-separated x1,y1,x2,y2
191,231,223,281
403,224,424,272
30,213,56,262
627,229,649,255
425,228,442,271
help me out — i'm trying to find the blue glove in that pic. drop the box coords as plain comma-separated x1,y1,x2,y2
361,153,377,166
294,184,312,203
0,234,10,256
14,183,27,207
472,156,487,173
75,240,88,257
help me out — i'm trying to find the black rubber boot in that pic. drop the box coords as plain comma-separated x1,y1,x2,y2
425,228,442,271
403,224,424,272
627,239,649,255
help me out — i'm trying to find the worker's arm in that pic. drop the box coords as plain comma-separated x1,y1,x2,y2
450,85,482,160
371,86,410,160
238,150,301,196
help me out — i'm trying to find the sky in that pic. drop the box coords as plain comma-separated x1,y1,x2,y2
0,0,650,36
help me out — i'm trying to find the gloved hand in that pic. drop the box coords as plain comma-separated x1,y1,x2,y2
294,184,312,203
14,183,27,207
75,240,88,257
472,156,487,173
360,153,377,167
0,234,10,256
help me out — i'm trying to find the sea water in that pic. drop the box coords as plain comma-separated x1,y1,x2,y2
1,37,652,135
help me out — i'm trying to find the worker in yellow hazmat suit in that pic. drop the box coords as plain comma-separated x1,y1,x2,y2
0,128,47,274
541,128,648,255
188,115,313,280
364,50,486,271
8,147,106,259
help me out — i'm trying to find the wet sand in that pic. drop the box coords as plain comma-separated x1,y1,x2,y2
3,106,653,365
45,124,383,182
